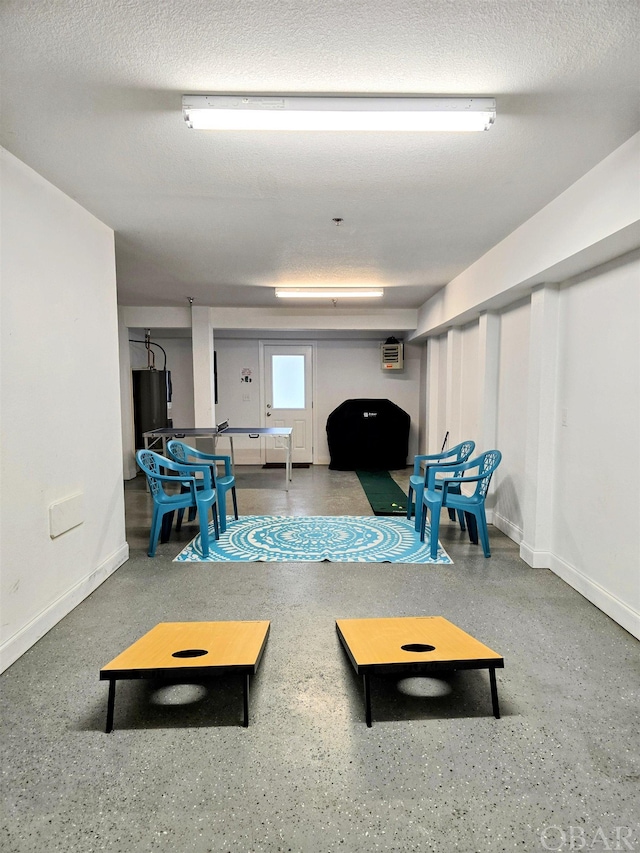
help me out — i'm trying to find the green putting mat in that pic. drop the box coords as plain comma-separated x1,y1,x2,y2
355,470,408,516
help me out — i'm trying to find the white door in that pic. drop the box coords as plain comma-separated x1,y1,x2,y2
261,343,314,464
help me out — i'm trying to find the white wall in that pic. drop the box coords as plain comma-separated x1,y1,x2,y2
418,134,640,639
494,300,531,536
458,322,481,446
315,339,422,464
211,336,422,465
0,149,128,672
551,255,640,632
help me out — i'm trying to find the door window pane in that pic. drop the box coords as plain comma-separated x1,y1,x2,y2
272,355,305,409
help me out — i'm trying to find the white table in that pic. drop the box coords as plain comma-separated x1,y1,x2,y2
143,426,293,490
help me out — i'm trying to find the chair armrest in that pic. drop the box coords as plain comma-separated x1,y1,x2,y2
172,462,213,490
438,473,485,499
187,451,232,477
412,451,453,476
208,455,232,477
426,462,473,488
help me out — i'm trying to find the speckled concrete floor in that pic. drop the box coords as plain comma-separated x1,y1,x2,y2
2,466,639,853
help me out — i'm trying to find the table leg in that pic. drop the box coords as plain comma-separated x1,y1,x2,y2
489,667,500,719
363,673,372,727
243,673,250,727
286,434,291,491
228,436,235,479
106,679,117,733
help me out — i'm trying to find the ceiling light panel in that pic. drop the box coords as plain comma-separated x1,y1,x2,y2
274,288,384,299
183,96,496,132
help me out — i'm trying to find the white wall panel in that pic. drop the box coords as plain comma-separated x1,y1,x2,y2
459,321,480,446
552,255,640,634
0,149,127,671
495,299,531,535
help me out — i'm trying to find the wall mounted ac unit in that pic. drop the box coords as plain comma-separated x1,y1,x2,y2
381,339,404,370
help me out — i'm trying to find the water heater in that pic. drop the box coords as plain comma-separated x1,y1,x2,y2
132,369,171,448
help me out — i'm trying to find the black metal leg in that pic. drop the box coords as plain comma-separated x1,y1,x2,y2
489,668,500,719
363,673,372,727
243,673,250,727
106,679,116,733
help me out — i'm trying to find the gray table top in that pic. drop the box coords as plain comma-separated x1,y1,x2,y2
143,426,292,437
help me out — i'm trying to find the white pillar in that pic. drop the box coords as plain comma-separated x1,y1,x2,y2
477,311,500,451
191,305,216,427
117,309,137,479
426,337,441,453
520,285,560,568
445,326,463,445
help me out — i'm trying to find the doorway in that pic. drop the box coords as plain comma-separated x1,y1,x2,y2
260,343,314,464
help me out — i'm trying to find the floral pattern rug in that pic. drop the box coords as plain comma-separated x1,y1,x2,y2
174,515,452,564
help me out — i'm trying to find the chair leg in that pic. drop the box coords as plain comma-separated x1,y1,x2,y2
448,508,456,522
406,485,413,520
477,508,491,557
218,490,227,534
198,503,218,557
160,511,174,543
212,501,219,540
231,487,238,521
429,505,441,560
148,508,164,557
465,512,478,545
413,484,424,531
457,510,466,531
419,500,427,542
175,508,185,532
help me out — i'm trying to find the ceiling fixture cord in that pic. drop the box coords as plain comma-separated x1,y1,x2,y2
182,96,496,132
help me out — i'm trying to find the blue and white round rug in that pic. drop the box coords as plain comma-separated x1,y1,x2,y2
174,515,452,564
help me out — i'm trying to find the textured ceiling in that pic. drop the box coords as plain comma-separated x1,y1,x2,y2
1,0,639,310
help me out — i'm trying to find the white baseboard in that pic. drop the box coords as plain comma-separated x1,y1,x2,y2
519,541,552,568
492,515,638,639
0,542,129,674
492,511,523,544
548,553,640,641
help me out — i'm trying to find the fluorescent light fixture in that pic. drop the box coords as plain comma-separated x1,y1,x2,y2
275,288,384,299
182,95,496,132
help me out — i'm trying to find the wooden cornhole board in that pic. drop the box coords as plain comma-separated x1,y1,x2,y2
100,621,270,732
336,616,504,727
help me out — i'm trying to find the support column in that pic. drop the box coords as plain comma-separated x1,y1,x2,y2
117,309,137,480
426,337,441,453
520,285,560,568
445,326,463,445
477,312,500,452
476,312,501,519
191,305,216,427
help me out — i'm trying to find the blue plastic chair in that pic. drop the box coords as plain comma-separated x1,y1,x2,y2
407,441,475,531
167,440,238,534
419,450,502,559
135,449,219,557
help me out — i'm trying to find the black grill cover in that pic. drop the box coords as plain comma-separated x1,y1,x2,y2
327,398,410,471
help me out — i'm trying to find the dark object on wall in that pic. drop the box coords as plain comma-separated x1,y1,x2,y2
132,369,170,448
326,398,410,471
